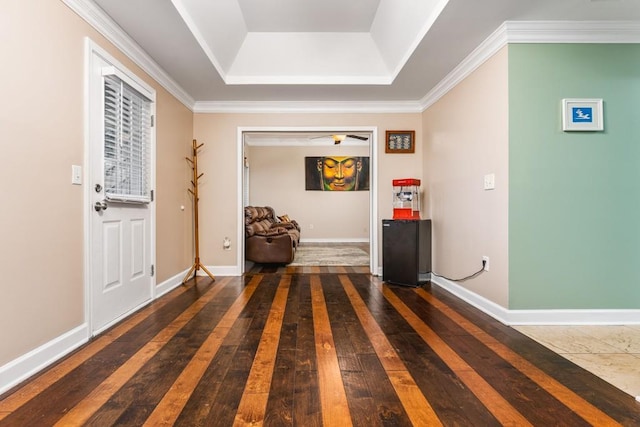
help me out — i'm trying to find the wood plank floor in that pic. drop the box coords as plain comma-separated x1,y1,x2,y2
1,271,639,426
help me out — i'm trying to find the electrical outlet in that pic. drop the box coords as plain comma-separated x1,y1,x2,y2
482,256,490,271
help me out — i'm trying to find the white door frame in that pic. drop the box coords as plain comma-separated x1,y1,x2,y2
237,126,379,275
84,38,157,335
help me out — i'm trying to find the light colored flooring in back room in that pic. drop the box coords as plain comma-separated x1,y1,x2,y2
301,241,370,253
249,242,640,399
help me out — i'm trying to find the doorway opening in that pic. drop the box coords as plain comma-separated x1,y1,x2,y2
237,127,379,275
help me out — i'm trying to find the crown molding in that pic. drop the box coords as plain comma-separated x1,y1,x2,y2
420,20,640,112
419,21,510,111
193,100,424,114
505,20,640,43
62,0,195,110
58,6,640,115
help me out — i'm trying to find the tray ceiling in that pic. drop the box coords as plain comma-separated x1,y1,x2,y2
88,0,640,108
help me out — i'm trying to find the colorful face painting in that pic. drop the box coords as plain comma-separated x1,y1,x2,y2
305,156,370,191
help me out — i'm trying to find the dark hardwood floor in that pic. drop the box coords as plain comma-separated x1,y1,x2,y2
1,271,639,426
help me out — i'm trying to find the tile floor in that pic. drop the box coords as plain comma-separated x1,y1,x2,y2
513,325,640,400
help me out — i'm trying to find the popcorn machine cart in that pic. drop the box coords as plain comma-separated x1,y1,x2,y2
392,178,421,220
384,178,431,286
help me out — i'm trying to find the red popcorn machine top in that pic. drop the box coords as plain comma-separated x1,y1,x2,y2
392,178,421,220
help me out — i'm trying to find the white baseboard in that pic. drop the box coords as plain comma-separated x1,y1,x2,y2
503,308,640,325
8,266,635,399
431,276,640,325
155,268,190,299
0,264,242,397
0,267,197,396
430,276,511,323
165,265,242,288
0,324,89,395
204,265,242,277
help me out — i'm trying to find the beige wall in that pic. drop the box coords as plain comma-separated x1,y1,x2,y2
0,0,507,384
0,1,192,366
193,113,423,266
247,145,370,241
155,92,194,281
422,47,509,307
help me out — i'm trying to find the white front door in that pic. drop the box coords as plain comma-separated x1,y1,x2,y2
91,198,152,333
87,41,155,334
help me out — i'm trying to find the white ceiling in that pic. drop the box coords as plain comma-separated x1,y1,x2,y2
87,0,640,110
237,0,381,32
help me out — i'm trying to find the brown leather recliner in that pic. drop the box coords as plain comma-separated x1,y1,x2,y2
244,206,300,264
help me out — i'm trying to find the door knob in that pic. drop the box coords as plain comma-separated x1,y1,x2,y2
94,200,108,212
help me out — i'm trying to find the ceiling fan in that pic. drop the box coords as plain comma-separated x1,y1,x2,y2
311,134,369,145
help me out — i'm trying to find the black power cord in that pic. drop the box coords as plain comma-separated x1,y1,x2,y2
429,259,487,282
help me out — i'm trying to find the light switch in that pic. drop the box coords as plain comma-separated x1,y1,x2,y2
72,165,82,185
483,173,495,190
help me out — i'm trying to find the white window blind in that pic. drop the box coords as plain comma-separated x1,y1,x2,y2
103,74,152,203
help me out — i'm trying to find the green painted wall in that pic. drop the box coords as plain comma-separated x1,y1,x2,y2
509,44,640,309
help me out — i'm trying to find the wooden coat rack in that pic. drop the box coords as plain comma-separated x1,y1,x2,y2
182,139,215,284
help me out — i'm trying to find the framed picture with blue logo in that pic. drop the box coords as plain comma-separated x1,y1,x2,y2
562,98,603,131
